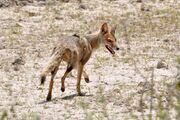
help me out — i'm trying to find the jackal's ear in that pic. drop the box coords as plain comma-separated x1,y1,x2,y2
101,23,108,34
111,25,117,34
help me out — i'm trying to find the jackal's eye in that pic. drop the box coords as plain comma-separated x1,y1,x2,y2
107,38,112,42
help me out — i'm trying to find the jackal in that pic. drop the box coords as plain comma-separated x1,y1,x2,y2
40,23,119,101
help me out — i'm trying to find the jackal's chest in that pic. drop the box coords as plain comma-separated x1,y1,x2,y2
78,41,92,64
70,36,90,62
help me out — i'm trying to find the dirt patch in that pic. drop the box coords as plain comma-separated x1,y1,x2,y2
0,0,40,7
0,0,179,119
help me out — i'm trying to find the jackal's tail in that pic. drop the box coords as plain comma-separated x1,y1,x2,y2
40,48,64,85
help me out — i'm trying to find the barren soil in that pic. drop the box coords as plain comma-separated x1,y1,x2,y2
0,0,179,120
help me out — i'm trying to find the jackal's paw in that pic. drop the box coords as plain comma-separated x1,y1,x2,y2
61,87,65,92
46,95,51,101
84,78,90,83
78,92,85,96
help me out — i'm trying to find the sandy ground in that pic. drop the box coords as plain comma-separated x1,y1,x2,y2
0,0,179,119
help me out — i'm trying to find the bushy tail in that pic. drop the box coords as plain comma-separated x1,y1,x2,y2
40,48,64,85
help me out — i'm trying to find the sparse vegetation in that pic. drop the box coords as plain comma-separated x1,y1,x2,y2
0,0,179,119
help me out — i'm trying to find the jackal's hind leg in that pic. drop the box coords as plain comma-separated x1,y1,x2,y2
61,65,73,92
83,70,89,83
46,67,58,101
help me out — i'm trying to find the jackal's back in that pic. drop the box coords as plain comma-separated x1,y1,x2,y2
56,35,82,52
55,35,91,62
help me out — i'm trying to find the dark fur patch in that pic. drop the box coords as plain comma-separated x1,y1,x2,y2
67,66,73,72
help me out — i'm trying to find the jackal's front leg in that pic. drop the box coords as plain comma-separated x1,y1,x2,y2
77,63,84,96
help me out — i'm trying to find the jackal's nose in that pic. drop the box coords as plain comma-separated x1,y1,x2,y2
116,47,120,50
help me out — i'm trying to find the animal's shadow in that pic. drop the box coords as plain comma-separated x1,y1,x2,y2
38,93,93,104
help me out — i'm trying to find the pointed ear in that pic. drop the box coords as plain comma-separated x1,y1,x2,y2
111,25,117,34
101,23,108,34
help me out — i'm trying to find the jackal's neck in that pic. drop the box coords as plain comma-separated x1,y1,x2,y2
85,33,103,50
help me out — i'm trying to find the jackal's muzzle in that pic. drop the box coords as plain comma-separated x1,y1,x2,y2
105,45,115,54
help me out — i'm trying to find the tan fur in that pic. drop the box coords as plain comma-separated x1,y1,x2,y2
40,23,119,101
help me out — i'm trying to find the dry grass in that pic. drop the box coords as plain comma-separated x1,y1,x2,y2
0,0,179,119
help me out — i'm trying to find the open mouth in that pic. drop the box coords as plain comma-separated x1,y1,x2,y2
105,45,115,54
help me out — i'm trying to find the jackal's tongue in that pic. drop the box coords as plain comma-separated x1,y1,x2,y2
105,45,115,54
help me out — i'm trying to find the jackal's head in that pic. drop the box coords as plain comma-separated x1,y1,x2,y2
100,23,119,55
